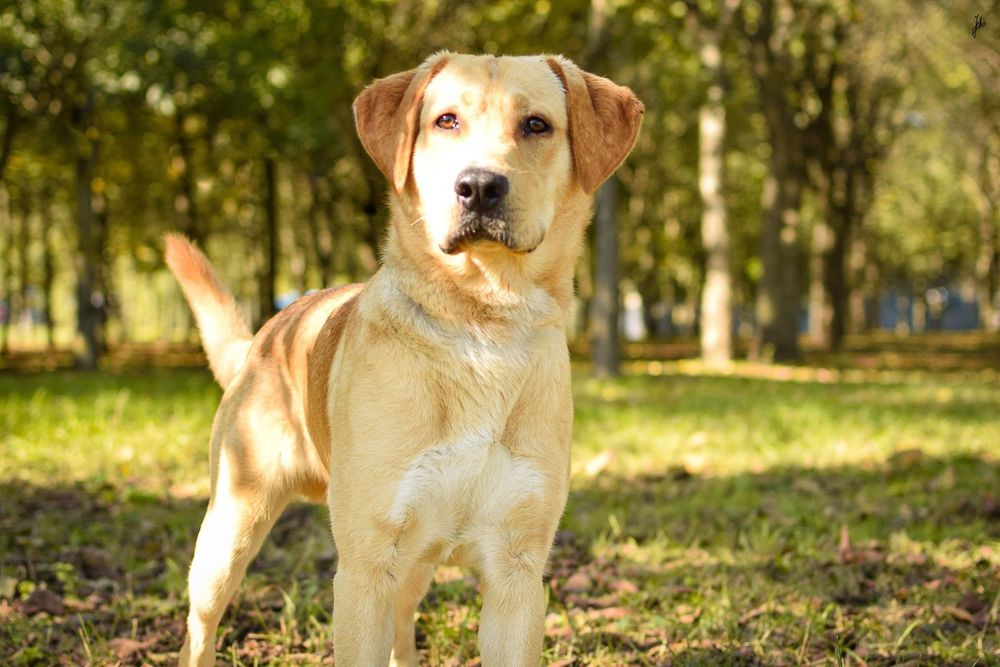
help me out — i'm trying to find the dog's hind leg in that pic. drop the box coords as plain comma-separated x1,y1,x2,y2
389,562,435,667
178,456,291,667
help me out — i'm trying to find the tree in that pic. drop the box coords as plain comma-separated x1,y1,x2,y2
687,0,740,365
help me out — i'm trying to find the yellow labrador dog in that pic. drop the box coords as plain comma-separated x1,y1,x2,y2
167,52,642,666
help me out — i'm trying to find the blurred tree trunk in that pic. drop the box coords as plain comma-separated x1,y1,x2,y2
41,192,56,349
307,175,335,287
808,212,833,348
584,0,621,377
687,0,737,365
259,155,279,326
0,187,11,356
174,111,202,246
71,94,102,370
810,164,853,351
17,188,31,339
972,145,999,332
361,174,382,271
813,62,891,351
0,116,15,181
755,124,803,362
591,178,620,377
0,109,18,356
697,33,732,365
93,191,113,344
847,227,867,335
746,0,803,362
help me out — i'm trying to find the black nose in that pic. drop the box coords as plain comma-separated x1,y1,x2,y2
455,168,509,214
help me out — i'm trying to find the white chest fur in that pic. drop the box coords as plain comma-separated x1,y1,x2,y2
386,323,561,565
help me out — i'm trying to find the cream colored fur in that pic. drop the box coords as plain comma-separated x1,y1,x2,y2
168,53,642,666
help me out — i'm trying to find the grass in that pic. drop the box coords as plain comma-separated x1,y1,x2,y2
0,335,998,665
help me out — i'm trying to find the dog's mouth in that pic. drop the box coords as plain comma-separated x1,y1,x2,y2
440,211,535,255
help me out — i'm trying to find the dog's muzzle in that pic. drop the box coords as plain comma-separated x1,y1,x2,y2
441,167,518,254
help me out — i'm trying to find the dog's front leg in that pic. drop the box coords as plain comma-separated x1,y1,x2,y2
477,349,573,666
478,528,549,665
332,563,396,665
390,562,435,667
332,532,429,666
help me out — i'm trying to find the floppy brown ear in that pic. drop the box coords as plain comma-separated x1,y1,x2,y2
546,57,644,194
353,55,449,193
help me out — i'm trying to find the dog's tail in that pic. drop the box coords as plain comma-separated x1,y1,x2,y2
165,233,253,388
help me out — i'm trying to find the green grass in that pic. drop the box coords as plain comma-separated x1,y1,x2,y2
1,340,998,665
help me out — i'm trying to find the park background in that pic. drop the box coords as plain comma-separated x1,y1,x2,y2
1,0,998,664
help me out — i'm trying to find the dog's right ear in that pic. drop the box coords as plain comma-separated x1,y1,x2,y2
353,54,450,194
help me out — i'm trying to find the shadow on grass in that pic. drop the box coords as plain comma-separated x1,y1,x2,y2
552,452,999,664
1,452,997,664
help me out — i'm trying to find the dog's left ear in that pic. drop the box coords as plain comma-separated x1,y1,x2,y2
353,54,450,194
546,57,644,195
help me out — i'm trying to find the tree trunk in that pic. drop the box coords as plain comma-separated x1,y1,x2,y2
807,156,833,349
697,36,732,365
16,188,31,340
745,0,808,362
308,176,335,286
41,199,56,349
812,164,854,352
0,186,11,356
973,149,999,332
259,155,279,326
72,97,102,370
590,178,620,377
0,109,17,181
174,111,202,246
808,214,832,349
93,192,113,343
755,120,803,362
826,219,850,348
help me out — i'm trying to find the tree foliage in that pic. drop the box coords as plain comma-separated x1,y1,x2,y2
0,0,995,363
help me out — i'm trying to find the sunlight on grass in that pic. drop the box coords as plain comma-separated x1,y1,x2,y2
0,370,219,494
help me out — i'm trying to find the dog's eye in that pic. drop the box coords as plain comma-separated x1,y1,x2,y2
435,113,459,130
523,116,551,136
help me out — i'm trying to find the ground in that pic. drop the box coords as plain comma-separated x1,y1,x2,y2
0,334,998,665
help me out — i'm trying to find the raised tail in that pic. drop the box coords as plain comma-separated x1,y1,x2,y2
165,234,253,388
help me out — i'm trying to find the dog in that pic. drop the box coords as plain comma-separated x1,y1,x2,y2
166,52,642,666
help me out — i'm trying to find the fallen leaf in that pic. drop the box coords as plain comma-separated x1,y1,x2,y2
739,602,776,624
939,605,975,624
586,606,630,620
610,578,639,594
562,572,593,593
22,588,64,616
838,523,851,560
958,592,987,615
108,636,157,660
837,524,884,564
678,606,702,624
568,592,619,609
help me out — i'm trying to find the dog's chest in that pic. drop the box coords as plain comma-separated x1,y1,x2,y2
387,330,556,560
388,430,545,561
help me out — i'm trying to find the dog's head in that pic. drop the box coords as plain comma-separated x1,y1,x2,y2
354,53,643,262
